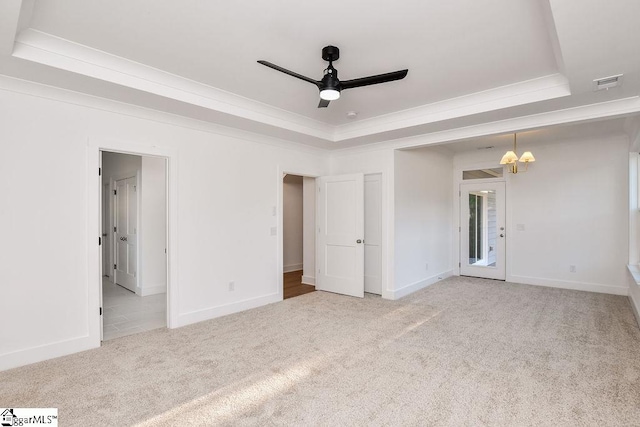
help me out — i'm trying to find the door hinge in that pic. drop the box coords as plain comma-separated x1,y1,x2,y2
99,307,103,316
114,189,117,195
99,237,102,245
98,167,101,176
459,262,461,267
459,226,461,232
114,264,117,270
114,226,116,232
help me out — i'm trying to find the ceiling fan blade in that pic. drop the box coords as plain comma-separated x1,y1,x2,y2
340,69,408,90
257,60,320,87
318,99,330,108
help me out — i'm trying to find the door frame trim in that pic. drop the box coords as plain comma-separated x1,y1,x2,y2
88,138,177,347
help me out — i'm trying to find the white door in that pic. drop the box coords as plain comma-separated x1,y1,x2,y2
102,183,111,278
460,182,506,280
316,173,365,298
114,176,138,292
364,174,382,295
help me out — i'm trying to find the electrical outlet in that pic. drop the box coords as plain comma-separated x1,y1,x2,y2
228,281,235,291
569,265,576,273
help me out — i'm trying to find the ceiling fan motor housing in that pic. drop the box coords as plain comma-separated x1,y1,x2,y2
321,69,340,90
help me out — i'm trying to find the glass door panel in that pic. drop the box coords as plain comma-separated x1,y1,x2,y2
460,182,505,280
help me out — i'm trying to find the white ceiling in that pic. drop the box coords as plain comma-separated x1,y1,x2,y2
0,0,639,149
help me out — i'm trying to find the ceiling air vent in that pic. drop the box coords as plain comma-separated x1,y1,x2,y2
593,74,623,91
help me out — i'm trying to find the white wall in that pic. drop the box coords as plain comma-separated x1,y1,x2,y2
394,147,454,299
454,134,629,295
302,177,315,285
0,85,328,371
283,174,303,273
140,156,167,296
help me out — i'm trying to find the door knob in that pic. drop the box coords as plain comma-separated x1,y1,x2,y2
500,234,504,238
356,239,362,244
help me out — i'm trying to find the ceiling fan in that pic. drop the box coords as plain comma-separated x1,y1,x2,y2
258,45,408,108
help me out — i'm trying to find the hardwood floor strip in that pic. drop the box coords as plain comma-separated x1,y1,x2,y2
284,270,315,299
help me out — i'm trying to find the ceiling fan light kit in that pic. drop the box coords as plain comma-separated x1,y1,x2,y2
258,45,408,108
320,89,340,101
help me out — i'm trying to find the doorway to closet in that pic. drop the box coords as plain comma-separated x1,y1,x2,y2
283,174,316,299
100,151,168,340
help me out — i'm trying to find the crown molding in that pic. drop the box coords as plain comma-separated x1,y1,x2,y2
13,29,335,140
9,28,638,154
13,29,577,146
0,73,330,156
332,96,640,156
333,73,571,142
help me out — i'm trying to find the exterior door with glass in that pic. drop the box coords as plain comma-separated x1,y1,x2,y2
460,182,506,280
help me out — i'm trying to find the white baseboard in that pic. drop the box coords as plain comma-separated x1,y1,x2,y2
138,284,167,296
283,264,303,273
0,335,97,372
507,274,627,296
391,270,454,300
301,275,315,285
177,292,281,327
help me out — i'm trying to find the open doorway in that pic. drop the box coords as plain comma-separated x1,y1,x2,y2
101,151,168,340
283,174,316,299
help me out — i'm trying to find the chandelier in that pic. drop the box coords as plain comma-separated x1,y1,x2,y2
500,133,535,174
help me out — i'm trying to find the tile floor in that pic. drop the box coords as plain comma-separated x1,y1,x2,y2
102,277,166,341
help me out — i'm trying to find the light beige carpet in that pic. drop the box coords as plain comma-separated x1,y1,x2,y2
2,276,640,426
